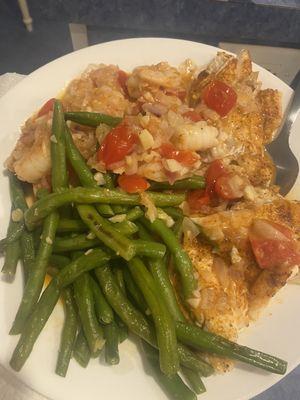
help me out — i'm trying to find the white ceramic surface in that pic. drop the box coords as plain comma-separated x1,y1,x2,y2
0,38,299,400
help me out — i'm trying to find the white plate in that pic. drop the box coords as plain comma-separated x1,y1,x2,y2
0,38,299,400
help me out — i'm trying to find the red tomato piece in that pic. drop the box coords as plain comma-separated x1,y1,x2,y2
183,111,203,122
37,98,55,117
214,174,244,200
205,160,227,197
118,174,149,193
187,189,210,211
97,122,137,168
203,80,237,117
159,143,198,166
118,70,129,94
249,219,300,270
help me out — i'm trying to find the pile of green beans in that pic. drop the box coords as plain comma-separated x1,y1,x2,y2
1,106,288,400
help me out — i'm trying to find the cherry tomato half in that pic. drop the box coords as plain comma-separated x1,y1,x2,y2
203,80,237,117
187,189,210,211
37,98,55,117
118,174,149,193
159,143,198,166
97,122,137,168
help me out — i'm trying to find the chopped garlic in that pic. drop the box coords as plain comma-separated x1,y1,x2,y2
45,237,53,245
140,192,157,222
139,114,150,128
94,172,105,185
157,209,174,227
109,214,126,223
187,298,201,309
139,129,154,150
231,246,242,264
87,232,96,240
85,249,93,255
244,185,257,201
50,135,57,143
11,208,23,222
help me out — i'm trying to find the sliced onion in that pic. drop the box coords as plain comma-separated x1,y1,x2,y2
182,217,200,240
251,219,289,242
142,102,168,116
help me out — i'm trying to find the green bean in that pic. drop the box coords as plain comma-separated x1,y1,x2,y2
95,265,155,344
104,170,129,216
177,345,214,377
134,240,166,259
128,257,179,376
55,248,110,289
64,125,113,216
95,264,212,374
104,321,120,365
11,100,66,332
149,258,185,323
103,173,115,189
126,206,144,221
141,341,197,400
52,234,160,260
73,329,90,368
175,321,287,375
181,367,206,395
57,218,87,233
0,206,24,252
135,221,152,241
162,207,183,220
32,226,42,251
1,173,29,249
172,217,183,241
112,219,138,235
20,230,35,282
112,205,130,214
113,264,126,294
8,172,28,211
51,100,68,192
10,251,108,370
55,287,78,377
10,211,59,335
10,279,60,371
25,188,185,230
140,217,197,300
123,267,149,314
73,273,105,356
89,275,114,324
0,219,23,250
65,111,122,127
116,316,128,343
150,176,205,191
77,205,136,261
2,239,21,277
49,254,71,269
53,234,99,253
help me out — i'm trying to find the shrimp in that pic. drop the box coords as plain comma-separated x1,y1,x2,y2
6,115,51,183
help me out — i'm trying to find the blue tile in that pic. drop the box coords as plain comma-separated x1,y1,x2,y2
25,0,300,48
0,2,72,74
